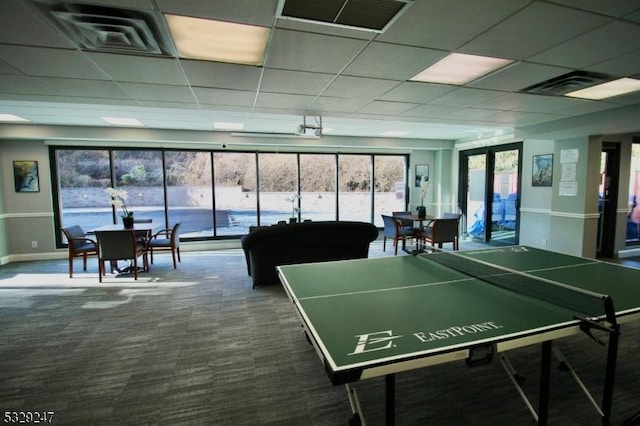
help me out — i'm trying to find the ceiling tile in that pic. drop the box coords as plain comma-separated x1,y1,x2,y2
548,0,640,17
378,82,455,103
475,92,589,113
307,96,370,114
118,83,197,103
260,69,334,95
181,60,262,90
378,0,532,50
255,92,315,109
356,100,419,115
0,45,108,79
459,2,611,60
86,52,187,85
322,76,399,99
528,21,640,69
401,104,463,119
157,0,278,27
469,62,572,91
37,78,134,99
429,87,505,107
265,29,367,73
344,43,446,80
588,50,640,76
0,0,74,48
0,75,58,95
192,87,257,107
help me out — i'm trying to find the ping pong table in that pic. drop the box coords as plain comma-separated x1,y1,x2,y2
277,245,640,425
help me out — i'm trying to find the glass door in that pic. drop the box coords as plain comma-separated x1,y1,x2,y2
490,149,520,245
460,143,522,245
462,153,487,240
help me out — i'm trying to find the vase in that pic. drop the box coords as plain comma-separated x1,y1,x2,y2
416,206,426,219
122,216,134,229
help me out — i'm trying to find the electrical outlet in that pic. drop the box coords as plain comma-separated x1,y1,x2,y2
31,240,38,248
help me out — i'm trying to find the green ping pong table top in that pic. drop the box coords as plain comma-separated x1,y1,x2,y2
277,245,640,384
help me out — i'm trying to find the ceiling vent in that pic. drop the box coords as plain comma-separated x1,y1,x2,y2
276,0,414,33
520,71,614,96
32,1,173,56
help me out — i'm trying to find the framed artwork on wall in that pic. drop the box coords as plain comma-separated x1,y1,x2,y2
13,160,40,192
415,164,429,187
532,154,553,187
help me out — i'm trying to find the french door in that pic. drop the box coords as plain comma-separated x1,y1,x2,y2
459,143,522,245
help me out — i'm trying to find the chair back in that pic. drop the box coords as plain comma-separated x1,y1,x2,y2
429,218,459,244
95,230,138,260
392,211,413,228
170,222,181,248
62,225,85,244
381,215,399,238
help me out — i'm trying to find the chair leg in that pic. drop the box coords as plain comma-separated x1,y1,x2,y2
98,260,103,283
383,236,387,252
82,254,88,271
171,249,177,269
133,257,138,280
68,257,74,278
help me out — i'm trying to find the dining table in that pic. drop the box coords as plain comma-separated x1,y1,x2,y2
394,214,436,254
91,223,157,275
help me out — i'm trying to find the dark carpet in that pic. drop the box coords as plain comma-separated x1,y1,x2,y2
0,241,638,425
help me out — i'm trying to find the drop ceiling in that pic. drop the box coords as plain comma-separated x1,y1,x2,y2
1,0,640,142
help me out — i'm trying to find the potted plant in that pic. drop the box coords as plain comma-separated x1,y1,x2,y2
417,175,428,218
105,187,134,228
286,194,300,224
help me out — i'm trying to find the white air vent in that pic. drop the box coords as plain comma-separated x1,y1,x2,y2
276,0,413,33
32,1,173,56
520,71,614,96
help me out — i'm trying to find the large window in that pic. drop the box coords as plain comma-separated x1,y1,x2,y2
338,155,372,222
52,147,408,245
300,154,336,222
165,151,213,238
213,152,256,235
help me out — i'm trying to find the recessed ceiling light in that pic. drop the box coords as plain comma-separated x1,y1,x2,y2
166,15,270,65
410,53,512,85
565,77,640,100
380,130,408,137
101,117,144,126
213,122,244,131
0,113,30,122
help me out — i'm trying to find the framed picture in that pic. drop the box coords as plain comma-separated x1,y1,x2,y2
13,160,40,192
415,164,429,187
532,154,553,187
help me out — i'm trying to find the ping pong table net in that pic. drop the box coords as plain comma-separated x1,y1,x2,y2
421,251,617,326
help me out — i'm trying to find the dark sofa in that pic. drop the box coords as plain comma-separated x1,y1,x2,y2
240,221,379,287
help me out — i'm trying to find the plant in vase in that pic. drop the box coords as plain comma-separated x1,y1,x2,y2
286,194,301,223
417,175,429,218
105,187,133,227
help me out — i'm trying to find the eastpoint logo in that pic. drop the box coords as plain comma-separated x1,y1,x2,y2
348,330,403,355
348,321,503,356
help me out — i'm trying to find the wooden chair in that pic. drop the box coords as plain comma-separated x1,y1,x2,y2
95,230,148,282
147,223,181,269
420,217,459,251
133,218,153,244
61,225,98,278
382,214,416,255
392,211,414,230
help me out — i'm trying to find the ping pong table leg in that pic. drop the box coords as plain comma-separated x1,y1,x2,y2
538,341,552,426
386,374,395,426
